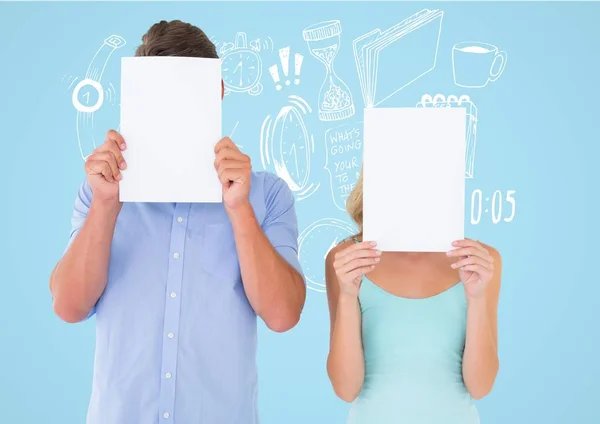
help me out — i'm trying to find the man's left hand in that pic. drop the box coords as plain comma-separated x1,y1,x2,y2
214,137,252,210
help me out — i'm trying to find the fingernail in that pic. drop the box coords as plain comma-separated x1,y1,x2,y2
370,241,377,246
452,241,459,246
374,257,380,262
115,173,122,181
446,251,452,256
120,143,126,150
451,263,457,268
120,162,127,170
375,250,382,255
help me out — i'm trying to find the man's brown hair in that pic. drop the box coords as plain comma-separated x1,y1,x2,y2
135,20,218,58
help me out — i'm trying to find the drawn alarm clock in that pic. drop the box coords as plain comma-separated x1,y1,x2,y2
220,32,263,96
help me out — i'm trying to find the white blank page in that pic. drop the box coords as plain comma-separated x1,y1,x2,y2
119,56,222,203
363,107,466,252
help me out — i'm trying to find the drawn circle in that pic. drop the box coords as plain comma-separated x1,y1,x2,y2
72,79,104,113
298,218,357,292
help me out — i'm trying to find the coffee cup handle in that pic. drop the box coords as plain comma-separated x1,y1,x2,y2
489,51,507,82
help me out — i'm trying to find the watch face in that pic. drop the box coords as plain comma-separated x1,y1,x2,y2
298,218,357,292
222,51,261,90
273,106,310,191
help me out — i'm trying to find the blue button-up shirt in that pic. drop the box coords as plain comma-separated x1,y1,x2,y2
66,171,303,424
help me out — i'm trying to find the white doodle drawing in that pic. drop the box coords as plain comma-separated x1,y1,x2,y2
298,218,357,292
452,41,507,88
417,94,478,178
260,95,320,201
353,9,443,108
268,47,304,90
211,34,275,55
221,32,267,96
302,20,355,122
229,121,243,149
324,121,363,211
67,35,126,160
293,51,304,85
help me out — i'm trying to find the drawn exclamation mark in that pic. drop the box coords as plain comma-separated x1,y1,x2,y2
279,47,291,86
294,53,304,85
269,65,282,91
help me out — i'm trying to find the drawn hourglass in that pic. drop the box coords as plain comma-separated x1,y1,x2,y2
302,20,355,122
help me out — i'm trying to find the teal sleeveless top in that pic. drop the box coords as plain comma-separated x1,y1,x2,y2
347,239,480,424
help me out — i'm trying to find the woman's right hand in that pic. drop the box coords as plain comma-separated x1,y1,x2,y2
333,240,382,297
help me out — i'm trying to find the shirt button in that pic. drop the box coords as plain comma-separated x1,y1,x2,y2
173,252,180,259
163,412,170,419
167,332,174,339
165,372,172,379
170,292,177,299
177,217,183,223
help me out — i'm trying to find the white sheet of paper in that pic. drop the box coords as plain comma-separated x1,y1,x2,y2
363,107,466,252
119,56,222,203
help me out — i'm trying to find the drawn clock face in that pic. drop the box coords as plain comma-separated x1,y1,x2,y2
272,106,311,191
222,51,262,92
298,218,357,292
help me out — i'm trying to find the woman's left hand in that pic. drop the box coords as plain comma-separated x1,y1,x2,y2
447,239,495,300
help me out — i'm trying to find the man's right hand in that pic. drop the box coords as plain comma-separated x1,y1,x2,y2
85,130,127,204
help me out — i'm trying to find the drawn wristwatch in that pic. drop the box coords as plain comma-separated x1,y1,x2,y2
73,35,126,160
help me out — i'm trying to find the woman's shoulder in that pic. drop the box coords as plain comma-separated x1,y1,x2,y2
325,235,360,263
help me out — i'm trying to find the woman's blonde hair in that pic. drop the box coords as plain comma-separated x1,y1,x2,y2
346,166,364,238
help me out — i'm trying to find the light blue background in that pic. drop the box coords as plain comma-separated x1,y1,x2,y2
1,1,599,423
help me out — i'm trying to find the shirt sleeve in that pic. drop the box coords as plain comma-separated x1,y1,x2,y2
261,176,304,280
62,179,97,320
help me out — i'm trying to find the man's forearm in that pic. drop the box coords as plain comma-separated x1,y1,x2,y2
228,204,306,332
50,200,121,323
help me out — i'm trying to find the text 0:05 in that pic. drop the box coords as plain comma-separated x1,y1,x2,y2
470,189,516,225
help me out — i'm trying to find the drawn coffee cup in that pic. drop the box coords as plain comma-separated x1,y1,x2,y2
452,41,507,88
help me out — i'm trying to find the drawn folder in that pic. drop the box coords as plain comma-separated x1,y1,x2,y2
353,9,444,108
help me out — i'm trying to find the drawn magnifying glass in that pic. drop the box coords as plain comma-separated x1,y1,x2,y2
72,35,126,160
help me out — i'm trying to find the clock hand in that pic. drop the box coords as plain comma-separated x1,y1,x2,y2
233,61,242,73
289,143,299,179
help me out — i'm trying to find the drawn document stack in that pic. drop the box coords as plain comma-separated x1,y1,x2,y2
353,9,444,108
417,94,479,178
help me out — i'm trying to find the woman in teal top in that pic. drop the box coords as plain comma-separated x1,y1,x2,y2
325,170,502,424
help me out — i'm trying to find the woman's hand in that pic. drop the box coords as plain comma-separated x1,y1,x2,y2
333,241,381,297
447,239,495,300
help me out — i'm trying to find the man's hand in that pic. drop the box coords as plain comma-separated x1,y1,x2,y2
85,130,127,206
214,137,252,210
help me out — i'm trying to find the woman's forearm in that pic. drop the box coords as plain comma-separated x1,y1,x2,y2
327,293,365,402
462,297,499,399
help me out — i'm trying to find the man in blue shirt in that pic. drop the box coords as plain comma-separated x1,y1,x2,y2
49,20,307,424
